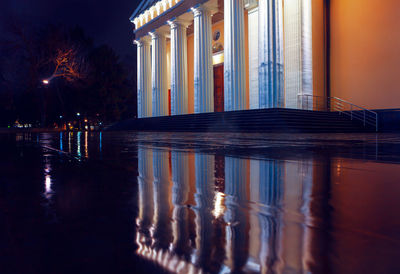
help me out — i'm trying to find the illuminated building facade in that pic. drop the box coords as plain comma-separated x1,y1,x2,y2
131,0,400,126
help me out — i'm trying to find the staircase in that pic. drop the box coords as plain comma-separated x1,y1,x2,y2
107,108,377,133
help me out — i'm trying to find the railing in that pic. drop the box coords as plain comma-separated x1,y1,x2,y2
298,94,379,132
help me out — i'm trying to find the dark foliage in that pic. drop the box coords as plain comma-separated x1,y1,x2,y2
0,22,136,127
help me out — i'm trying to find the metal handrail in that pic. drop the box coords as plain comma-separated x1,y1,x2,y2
297,94,379,132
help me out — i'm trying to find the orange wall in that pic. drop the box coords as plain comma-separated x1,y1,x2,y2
330,0,400,109
187,35,194,113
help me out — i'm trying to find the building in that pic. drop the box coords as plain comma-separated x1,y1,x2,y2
130,0,400,127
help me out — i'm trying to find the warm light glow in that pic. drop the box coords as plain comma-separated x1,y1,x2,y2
42,79,49,84
212,192,226,218
213,52,224,65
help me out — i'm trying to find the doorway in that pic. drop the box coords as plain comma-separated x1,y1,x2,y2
213,64,224,112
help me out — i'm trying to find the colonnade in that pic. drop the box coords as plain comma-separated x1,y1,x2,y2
135,0,313,118
135,146,318,272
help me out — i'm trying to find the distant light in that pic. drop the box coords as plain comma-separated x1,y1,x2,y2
77,113,80,116
212,52,224,65
84,119,88,123
42,79,49,85
59,115,63,119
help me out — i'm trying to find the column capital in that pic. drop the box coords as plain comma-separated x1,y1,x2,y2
134,36,151,46
149,29,168,39
191,3,218,17
167,18,191,29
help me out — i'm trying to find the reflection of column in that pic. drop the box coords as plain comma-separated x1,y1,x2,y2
171,151,190,255
152,149,172,249
278,159,313,273
258,160,283,274
150,31,168,117
135,36,152,117
136,146,155,257
305,157,331,273
137,147,154,229
169,19,189,115
284,0,313,109
259,0,284,108
224,157,249,272
194,153,215,269
192,5,214,113
224,0,247,111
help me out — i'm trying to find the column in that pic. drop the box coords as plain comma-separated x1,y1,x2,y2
224,0,247,111
246,1,259,109
191,5,214,113
259,0,284,108
135,37,152,118
150,31,168,117
284,0,313,109
168,19,189,115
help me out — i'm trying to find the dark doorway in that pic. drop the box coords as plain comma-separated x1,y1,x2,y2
168,88,171,116
213,64,224,112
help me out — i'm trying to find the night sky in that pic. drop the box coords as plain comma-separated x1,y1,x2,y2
0,0,142,57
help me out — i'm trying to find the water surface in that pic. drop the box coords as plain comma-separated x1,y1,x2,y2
1,132,400,273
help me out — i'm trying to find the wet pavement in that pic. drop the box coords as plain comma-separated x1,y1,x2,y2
1,132,400,273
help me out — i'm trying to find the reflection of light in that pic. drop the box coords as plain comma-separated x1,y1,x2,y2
77,132,81,157
68,132,72,153
45,175,52,194
44,160,52,199
212,191,226,218
99,132,102,153
84,131,88,158
59,132,63,151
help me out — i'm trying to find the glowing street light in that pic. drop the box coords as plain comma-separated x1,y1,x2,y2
77,113,81,116
42,79,49,85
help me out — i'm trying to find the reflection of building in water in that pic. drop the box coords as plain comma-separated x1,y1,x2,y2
224,156,249,272
254,160,284,274
136,146,154,249
151,148,173,249
193,153,224,272
171,150,191,257
135,147,325,273
136,146,202,273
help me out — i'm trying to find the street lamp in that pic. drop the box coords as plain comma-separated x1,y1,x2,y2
42,79,49,85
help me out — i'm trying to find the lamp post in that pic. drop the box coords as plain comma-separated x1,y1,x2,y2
39,79,50,127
